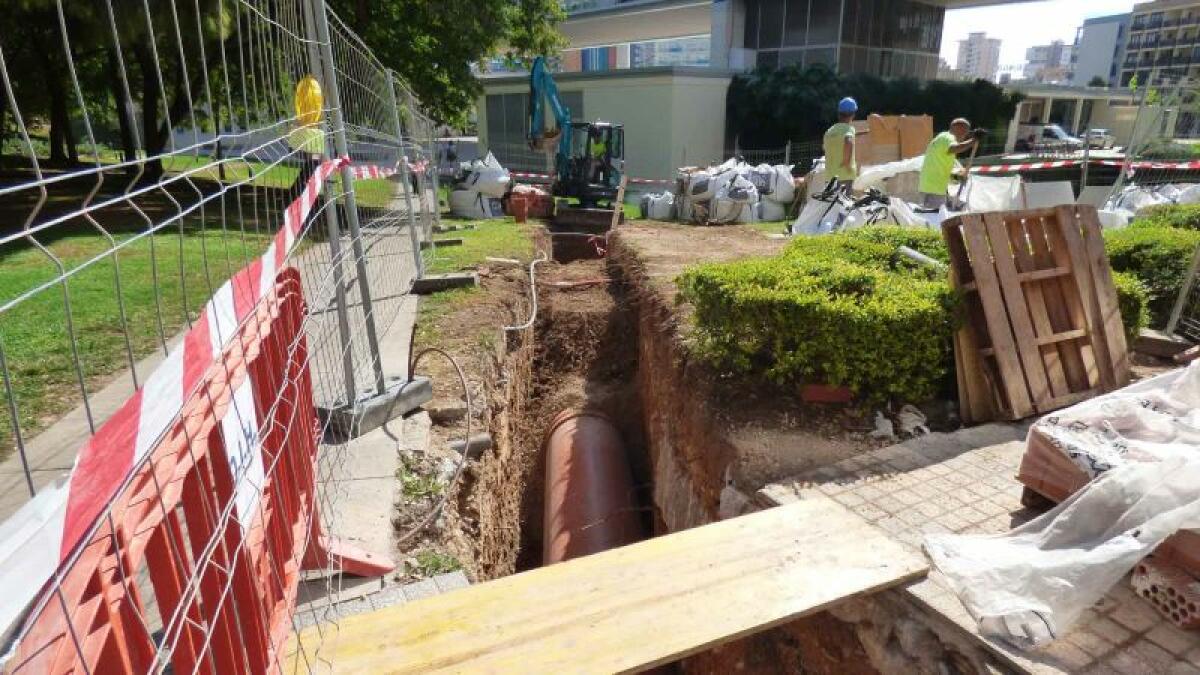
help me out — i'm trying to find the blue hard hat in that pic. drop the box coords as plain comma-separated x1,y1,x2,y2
838,97,859,115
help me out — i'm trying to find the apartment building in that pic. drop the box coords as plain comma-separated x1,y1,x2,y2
1024,40,1073,84
956,31,1001,81
1120,0,1200,87
1069,14,1130,87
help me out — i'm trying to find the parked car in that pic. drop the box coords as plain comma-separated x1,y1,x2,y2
1015,124,1085,154
1086,128,1116,149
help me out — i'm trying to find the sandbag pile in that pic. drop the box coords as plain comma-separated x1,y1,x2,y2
675,158,796,225
639,191,676,220
449,152,510,219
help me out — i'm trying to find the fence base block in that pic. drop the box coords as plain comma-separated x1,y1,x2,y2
304,534,396,577
412,273,479,294
319,376,433,442
1135,328,1192,359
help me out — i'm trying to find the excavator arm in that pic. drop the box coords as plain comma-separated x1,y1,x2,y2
527,56,571,182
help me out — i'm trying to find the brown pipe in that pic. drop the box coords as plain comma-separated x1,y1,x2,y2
542,409,645,564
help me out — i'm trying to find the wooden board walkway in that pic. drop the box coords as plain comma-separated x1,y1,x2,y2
288,499,927,674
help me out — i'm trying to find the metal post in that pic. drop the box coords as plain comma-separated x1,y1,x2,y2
785,140,791,166
301,0,356,405
308,0,386,396
1167,243,1200,335
1080,126,1090,194
385,71,425,282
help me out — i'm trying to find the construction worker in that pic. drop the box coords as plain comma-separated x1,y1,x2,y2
588,126,609,183
918,118,982,209
823,97,859,189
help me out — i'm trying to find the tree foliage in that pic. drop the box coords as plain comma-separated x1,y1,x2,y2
329,0,565,126
726,64,1024,148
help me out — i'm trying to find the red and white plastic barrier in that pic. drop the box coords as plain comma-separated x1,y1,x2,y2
0,156,394,665
510,170,671,186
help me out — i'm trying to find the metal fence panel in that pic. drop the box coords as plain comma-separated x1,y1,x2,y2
0,0,440,669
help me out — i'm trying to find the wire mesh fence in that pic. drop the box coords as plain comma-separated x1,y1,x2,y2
0,0,443,671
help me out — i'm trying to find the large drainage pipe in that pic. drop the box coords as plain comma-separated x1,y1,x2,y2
543,409,645,564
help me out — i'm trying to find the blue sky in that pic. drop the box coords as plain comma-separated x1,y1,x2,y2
940,0,1138,69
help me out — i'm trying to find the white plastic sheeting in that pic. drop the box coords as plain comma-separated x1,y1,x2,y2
961,175,1022,213
852,155,925,193
756,198,787,222
791,196,931,235
925,363,1200,650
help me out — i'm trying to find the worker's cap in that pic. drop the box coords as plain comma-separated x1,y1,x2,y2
837,97,859,115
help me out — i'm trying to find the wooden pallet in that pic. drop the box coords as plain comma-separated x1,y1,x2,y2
943,205,1130,420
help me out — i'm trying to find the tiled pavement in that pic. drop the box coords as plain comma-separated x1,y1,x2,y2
759,423,1200,674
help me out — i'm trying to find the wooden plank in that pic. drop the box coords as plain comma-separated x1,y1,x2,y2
952,267,999,424
289,500,928,675
958,214,1034,418
1076,205,1131,387
1036,388,1102,413
1042,210,1101,389
1026,214,1091,392
1004,217,1070,398
960,266,1070,292
981,212,1051,407
1054,205,1113,390
979,329,1088,356
611,175,628,230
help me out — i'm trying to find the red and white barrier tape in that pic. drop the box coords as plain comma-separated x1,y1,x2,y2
0,157,350,633
971,158,1200,174
509,170,672,185
349,163,397,180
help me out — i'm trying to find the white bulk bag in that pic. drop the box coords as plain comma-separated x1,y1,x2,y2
765,165,796,204
757,198,787,222
646,191,676,221
725,174,758,204
686,171,717,200
708,197,743,224
449,189,503,219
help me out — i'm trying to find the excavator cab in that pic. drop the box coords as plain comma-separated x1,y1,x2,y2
565,122,624,206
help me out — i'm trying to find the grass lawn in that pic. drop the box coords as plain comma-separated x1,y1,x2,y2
416,217,535,343
747,220,791,236
0,228,271,460
427,217,534,275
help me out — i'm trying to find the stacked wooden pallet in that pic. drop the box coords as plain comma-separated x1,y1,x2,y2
943,205,1130,421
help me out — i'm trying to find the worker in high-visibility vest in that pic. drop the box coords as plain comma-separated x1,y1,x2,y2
919,118,982,209
588,127,609,183
823,97,859,189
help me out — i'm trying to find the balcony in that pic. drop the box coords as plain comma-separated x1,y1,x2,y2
1161,38,1178,48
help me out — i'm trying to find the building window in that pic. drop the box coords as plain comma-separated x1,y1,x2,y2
808,0,841,45
629,35,711,68
486,91,583,168
785,0,811,47
759,0,785,49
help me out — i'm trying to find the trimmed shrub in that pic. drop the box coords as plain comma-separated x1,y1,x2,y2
1104,224,1200,326
1133,204,1200,231
679,229,959,404
1112,271,1150,342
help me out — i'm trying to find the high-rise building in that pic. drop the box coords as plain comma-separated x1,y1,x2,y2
1120,0,1200,87
1024,40,1073,83
956,32,1001,81
1069,14,1130,87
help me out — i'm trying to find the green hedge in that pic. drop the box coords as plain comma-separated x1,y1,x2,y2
679,229,959,403
679,226,1150,404
1132,204,1200,231
1111,271,1150,342
1104,223,1200,326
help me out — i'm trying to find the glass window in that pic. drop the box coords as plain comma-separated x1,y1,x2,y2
784,0,810,47
807,47,837,67
841,0,858,43
744,0,759,49
779,49,805,67
759,0,785,49
808,0,841,45
486,95,506,141
757,50,780,69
